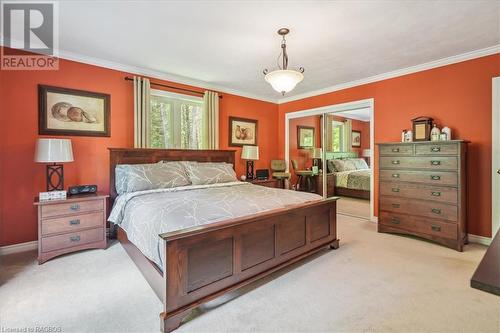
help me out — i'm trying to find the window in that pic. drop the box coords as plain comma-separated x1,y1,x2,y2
332,120,344,152
149,90,205,149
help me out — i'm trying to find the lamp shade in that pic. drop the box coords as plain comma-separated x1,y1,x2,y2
362,149,371,158
35,138,74,163
241,145,259,160
264,70,304,95
310,148,323,159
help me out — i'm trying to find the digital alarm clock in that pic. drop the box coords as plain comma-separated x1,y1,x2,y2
68,184,98,196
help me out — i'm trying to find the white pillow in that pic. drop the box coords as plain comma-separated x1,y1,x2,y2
185,162,237,185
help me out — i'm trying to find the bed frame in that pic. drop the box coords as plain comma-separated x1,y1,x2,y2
109,148,339,332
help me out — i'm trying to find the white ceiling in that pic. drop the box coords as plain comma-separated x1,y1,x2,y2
52,1,500,102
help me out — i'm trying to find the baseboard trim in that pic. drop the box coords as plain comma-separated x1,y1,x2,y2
371,216,378,223
0,241,37,256
468,234,492,246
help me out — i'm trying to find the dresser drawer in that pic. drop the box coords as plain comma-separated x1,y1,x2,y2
415,143,458,155
380,156,457,170
380,182,458,204
379,170,458,186
379,145,414,156
41,199,104,218
41,211,104,236
380,196,457,221
379,211,457,240
41,227,104,253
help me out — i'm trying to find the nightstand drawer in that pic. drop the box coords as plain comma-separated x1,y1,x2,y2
41,199,104,218
41,211,104,236
41,227,104,253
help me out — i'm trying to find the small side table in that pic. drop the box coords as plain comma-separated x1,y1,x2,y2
34,193,108,264
247,178,280,188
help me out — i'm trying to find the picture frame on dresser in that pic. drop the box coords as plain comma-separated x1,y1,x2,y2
377,140,468,251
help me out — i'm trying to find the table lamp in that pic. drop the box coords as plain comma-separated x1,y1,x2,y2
241,145,259,180
35,138,74,191
362,149,371,164
310,147,323,169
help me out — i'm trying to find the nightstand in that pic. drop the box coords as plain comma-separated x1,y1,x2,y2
247,178,280,188
34,193,108,264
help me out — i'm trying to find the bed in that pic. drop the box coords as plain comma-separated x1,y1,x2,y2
108,148,339,332
315,152,371,200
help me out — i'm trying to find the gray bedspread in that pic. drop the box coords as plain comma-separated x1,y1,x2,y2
108,182,321,269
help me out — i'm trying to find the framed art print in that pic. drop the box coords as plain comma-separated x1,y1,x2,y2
351,130,361,147
229,117,258,146
39,85,111,137
297,126,315,148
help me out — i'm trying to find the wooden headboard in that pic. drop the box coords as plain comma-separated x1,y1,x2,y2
108,148,236,204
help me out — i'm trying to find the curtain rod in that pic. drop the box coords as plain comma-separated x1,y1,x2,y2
124,77,222,98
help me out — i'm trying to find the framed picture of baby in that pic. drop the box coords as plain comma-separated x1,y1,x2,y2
229,116,258,147
38,85,110,137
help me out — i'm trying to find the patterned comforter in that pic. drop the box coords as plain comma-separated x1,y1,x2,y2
335,169,371,191
108,182,321,269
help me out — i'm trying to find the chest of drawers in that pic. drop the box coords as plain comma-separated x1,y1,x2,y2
34,193,108,264
377,141,468,251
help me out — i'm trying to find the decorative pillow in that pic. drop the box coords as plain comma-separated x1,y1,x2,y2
327,160,337,173
332,159,357,172
350,158,369,170
115,162,191,194
185,162,237,185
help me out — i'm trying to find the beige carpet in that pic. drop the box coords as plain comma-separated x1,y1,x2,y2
1,215,499,333
336,196,371,220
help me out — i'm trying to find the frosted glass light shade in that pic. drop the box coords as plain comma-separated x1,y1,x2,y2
264,70,304,95
35,138,74,163
241,145,259,160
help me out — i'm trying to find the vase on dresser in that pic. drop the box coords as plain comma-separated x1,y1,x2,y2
377,140,468,251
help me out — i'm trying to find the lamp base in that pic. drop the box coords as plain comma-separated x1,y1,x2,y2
246,160,255,180
47,164,64,191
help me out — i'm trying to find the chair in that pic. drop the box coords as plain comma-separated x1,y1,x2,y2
270,160,291,189
291,160,314,192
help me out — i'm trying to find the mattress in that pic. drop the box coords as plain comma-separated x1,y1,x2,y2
108,181,321,269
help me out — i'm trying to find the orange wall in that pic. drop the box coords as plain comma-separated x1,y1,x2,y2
279,53,500,238
0,53,278,246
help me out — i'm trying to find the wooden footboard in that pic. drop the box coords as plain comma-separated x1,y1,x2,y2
159,197,339,332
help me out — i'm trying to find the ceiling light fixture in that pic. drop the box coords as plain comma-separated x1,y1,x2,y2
263,28,304,96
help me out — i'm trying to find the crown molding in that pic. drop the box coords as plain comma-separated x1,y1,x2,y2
278,44,500,104
55,49,279,103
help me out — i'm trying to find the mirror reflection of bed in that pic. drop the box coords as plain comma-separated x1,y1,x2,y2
288,107,372,220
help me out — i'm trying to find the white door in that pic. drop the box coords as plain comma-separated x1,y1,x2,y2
492,77,500,236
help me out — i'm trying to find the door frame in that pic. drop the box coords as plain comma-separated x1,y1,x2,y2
492,77,500,236
284,98,375,222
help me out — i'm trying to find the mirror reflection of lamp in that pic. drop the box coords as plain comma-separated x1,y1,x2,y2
241,145,259,180
362,149,371,165
310,148,322,170
35,139,74,191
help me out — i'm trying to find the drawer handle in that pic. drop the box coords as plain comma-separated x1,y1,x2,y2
391,218,401,225
391,148,400,153
392,173,400,178
431,191,441,197
391,188,400,193
70,204,80,211
70,235,81,242
430,160,441,166
431,225,441,232
431,208,442,214
431,147,441,152
392,203,400,208
391,160,400,165
69,219,80,225
430,175,441,181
